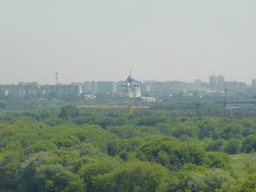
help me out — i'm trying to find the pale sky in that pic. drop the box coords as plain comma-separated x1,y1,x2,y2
1,0,256,84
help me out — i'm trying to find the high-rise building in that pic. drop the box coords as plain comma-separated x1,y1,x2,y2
217,75,224,84
90,81,98,93
140,81,153,93
82,81,91,93
252,79,256,88
225,81,246,92
165,81,184,93
97,81,116,94
193,79,202,92
216,75,225,91
209,75,216,84
72,84,82,95
153,81,166,93
209,75,217,91
0,88,8,96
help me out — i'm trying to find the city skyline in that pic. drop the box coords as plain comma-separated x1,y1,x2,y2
0,73,253,86
1,1,256,84
0,75,249,99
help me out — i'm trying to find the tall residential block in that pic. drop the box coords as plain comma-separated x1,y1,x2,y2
217,75,224,84
209,75,217,91
252,79,256,88
97,81,116,94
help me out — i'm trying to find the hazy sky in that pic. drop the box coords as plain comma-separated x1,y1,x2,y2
1,0,256,84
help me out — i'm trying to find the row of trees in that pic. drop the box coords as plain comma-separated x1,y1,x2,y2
0,119,237,191
1,104,256,191
2,93,256,118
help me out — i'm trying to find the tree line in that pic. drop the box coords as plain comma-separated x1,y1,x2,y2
0,105,256,191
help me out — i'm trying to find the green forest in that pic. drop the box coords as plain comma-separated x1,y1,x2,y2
1,96,256,192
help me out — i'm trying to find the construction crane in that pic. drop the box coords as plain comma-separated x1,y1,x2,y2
225,89,234,117
76,97,150,115
250,111,256,118
195,95,202,117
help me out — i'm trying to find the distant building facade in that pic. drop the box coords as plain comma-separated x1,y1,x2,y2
90,81,98,93
0,88,8,96
252,79,256,88
217,75,225,92
97,81,116,94
209,75,217,91
166,81,185,93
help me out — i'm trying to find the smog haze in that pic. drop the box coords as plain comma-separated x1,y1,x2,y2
1,0,256,84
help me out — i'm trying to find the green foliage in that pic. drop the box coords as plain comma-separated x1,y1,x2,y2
71,143,105,158
108,124,162,139
113,116,128,126
27,140,58,154
16,147,101,192
0,152,20,189
241,135,256,153
196,118,219,140
43,117,64,127
92,161,169,192
119,137,145,152
171,124,199,139
239,174,256,191
58,105,79,119
204,152,231,170
221,123,245,140
2,106,256,191
136,136,207,170
73,115,118,129
243,128,254,137
36,164,85,192
79,159,120,191
188,169,234,192
135,116,167,126
153,123,173,135
108,125,141,139
15,152,52,192
179,135,199,144
205,139,226,152
243,161,256,174
50,134,81,148
224,139,241,154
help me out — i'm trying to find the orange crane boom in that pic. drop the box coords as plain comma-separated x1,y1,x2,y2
76,97,150,115
225,89,234,117
76,106,130,109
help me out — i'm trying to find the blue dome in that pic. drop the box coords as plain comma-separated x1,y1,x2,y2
122,83,126,87
133,83,137,87
137,83,140,87
127,74,135,82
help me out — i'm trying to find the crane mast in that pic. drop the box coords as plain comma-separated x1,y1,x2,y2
225,89,233,117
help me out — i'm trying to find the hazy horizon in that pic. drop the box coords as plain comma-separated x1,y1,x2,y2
1,0,256,85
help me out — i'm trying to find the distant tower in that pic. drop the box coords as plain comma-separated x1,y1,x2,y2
252,79,256,88
209,74,217,91
55,72,58,85
217,75,224,84
216,75,225,92
209,74,216,85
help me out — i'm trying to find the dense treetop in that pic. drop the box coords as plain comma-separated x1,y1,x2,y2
1,96,256,191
